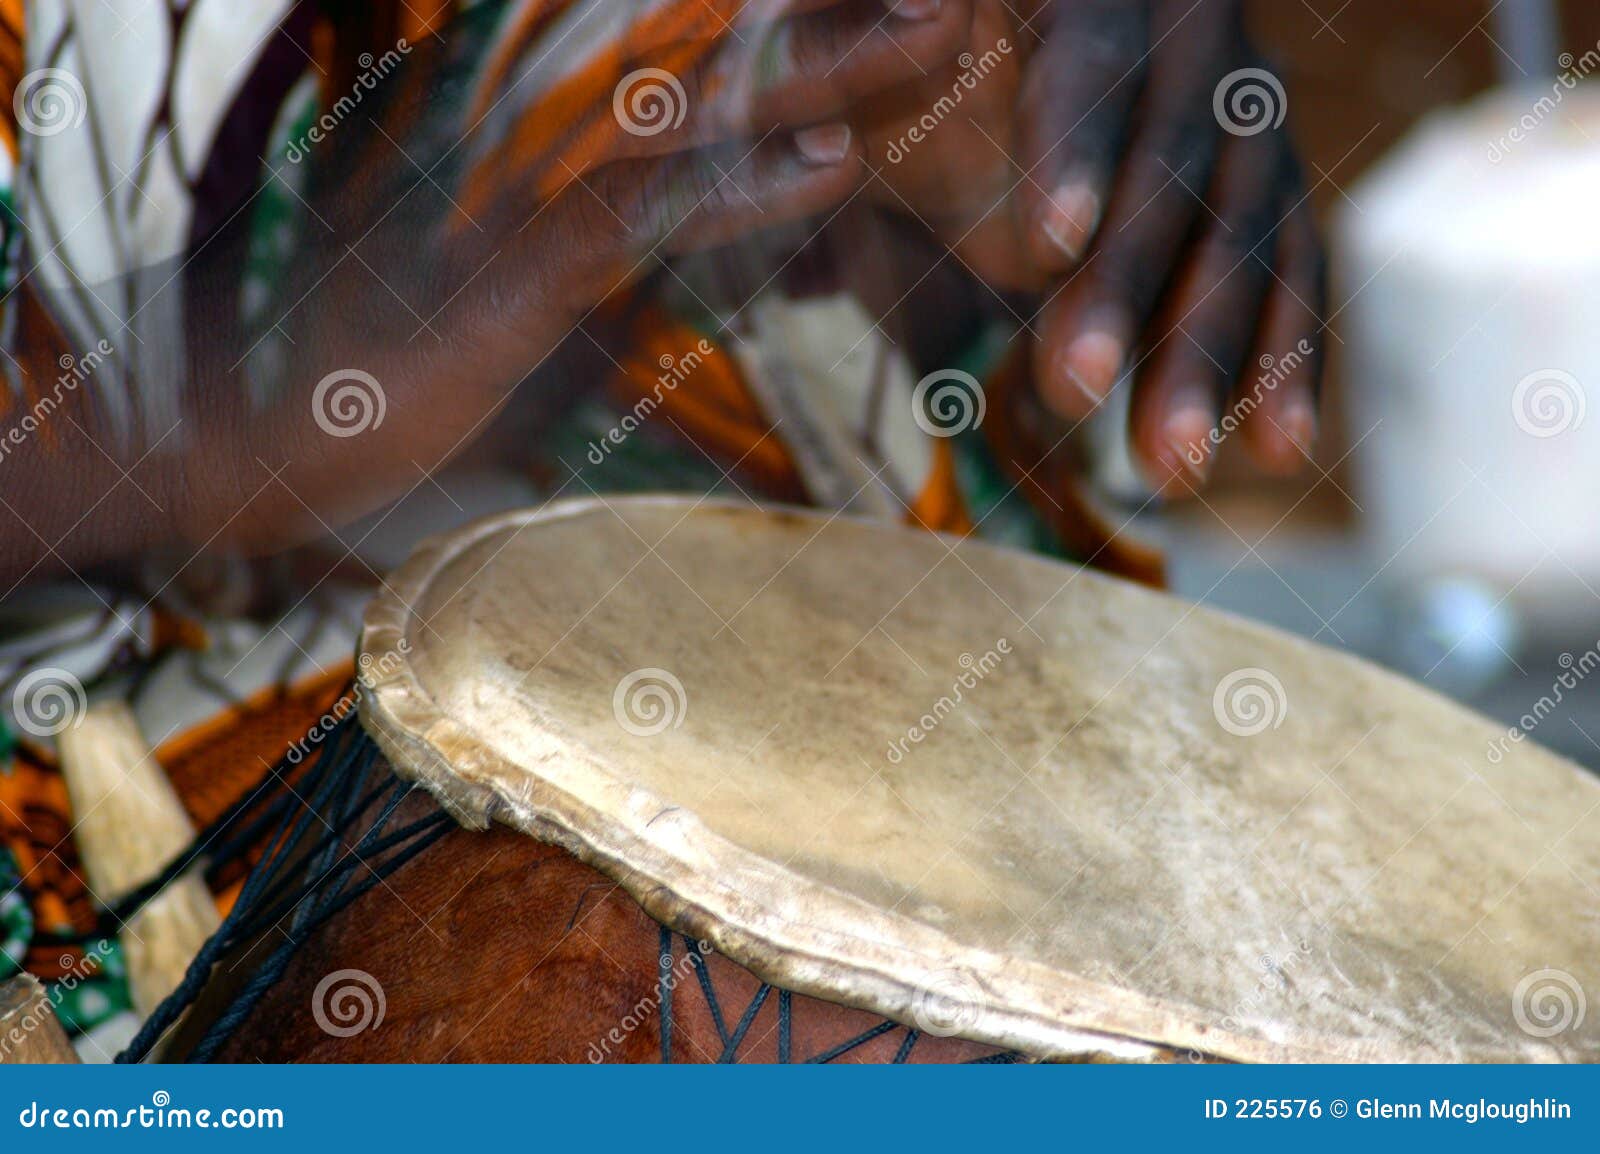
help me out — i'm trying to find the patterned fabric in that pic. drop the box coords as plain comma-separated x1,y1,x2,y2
0,0,1155,1055
0,845,31,976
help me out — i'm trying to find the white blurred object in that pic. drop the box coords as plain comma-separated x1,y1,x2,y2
1384,575,1523,697
1338,86,1600,641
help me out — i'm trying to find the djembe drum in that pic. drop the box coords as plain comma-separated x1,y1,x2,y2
125,497,1599,1063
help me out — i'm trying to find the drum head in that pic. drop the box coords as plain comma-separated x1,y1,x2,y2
360,496,1599,1062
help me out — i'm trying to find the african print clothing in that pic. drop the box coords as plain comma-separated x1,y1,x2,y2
0,0,1144,1057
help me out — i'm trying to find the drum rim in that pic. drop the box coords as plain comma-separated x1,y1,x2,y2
358,495,1508,1064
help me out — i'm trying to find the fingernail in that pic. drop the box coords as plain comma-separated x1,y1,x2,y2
1280,401,1317,456
1059,326,1124,404
1041,182,1101,262
795,123,852,166
887,0,941,19
1161,398,1215,484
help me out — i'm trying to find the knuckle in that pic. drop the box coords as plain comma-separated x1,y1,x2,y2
1149,113,1218,180
786,15,848,83
1198,323,1251,379
1072,17,1147,70
1090,256,1160,312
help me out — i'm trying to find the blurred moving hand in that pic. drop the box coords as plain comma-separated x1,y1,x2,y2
859,0,1325,493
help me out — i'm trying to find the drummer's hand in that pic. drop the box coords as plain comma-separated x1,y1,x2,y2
179,0,979,553
1,0,984,584
864,0,1326,493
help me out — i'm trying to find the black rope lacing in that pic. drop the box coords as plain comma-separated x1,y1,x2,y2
113,703,1021,1064
116,709,450,1062
655,924,1019,1064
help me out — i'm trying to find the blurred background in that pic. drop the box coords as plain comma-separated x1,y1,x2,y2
1143,0,1600,767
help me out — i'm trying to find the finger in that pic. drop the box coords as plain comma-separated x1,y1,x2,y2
1125,128,1283,493
1034,0,1240,419
1237,190,1325,475
1017,0,1150,272
497,125,863,311
604,0,970,163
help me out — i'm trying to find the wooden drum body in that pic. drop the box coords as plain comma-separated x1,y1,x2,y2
181,497,1599,1063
